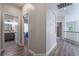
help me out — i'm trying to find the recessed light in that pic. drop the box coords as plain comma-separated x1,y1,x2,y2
64,7,66,10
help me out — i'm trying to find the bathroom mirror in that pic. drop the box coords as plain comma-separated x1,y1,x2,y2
4,14,18,33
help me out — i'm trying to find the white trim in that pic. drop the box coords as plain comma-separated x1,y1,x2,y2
21,15,24,48
29,49,36,56
22,14,29,49
36,53,46,56
29,49,46,56
18,43,24,46
46,43,57,56
2,13,20,51
1,11,5,51
0,50,1,56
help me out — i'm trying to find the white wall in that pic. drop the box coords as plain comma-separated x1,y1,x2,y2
65,4,79,22
46,4,65,55
64,4,79,42
46,4,57,55
54,3,79,42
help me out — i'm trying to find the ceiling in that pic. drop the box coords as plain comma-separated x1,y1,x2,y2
8,3,25,8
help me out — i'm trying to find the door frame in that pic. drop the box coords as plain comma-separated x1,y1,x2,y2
1,12,20,51
57,22,62,39
22,13,29,49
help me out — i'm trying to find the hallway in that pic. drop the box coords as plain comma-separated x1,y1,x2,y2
54,39,79,56
1,41,32,56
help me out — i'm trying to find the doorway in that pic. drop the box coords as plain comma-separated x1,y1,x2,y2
2,14,19,54
57,22,62,39
23,14,29,48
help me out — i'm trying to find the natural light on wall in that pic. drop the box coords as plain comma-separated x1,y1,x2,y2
24,23,28,32
23,3,35,15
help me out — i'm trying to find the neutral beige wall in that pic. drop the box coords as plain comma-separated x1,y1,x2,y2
22,4,47,54
29,4,47,54
0,4,1,55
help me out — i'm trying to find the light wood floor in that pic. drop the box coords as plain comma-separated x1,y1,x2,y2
1,40,33,56
54,39,79,56
2,38,79,56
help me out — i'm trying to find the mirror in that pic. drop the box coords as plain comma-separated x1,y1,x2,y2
4,14,18,33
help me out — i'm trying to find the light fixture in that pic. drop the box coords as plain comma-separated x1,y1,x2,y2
4,22,18,25
64,7,67,10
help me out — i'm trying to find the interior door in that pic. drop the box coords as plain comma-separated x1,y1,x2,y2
23,15,29,47
57,22,62,38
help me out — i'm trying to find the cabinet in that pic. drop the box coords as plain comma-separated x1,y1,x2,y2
5,33,15,41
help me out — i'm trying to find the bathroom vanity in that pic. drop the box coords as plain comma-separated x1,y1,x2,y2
5,32,15,41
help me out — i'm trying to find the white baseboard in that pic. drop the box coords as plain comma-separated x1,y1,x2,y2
17,42,24,47
1,48,5,52
46,44,57,56
0,49,1,55
36,53,46,56
0,48,5,55
29,49,36,56
29,49,46,56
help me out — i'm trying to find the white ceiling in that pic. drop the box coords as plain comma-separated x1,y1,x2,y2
7,3,25,8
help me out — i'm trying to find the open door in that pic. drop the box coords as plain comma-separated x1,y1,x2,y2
2,13,19,53
57,22,62,39
23,14,29,48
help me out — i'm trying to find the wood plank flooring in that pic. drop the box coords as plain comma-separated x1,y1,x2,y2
1,40,33,56
1,38,79,56
54,39,79,56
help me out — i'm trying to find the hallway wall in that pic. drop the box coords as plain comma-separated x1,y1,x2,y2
22,4,47,54
64,4,79,42
22,3,65,55
46,4,57,55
